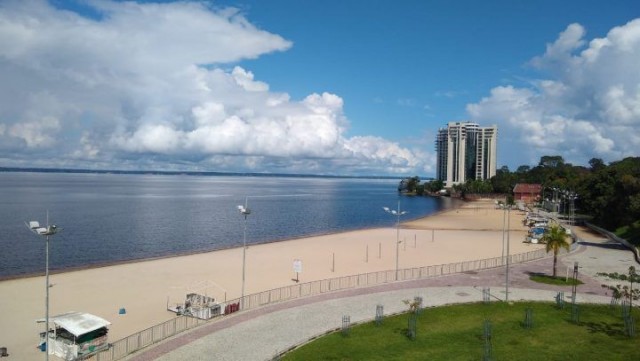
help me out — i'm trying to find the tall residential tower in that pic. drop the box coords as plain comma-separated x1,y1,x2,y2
435,121,497,187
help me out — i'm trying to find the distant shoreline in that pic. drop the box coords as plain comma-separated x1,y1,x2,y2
0,166,429,181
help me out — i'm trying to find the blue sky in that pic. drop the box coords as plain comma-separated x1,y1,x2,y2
1,0,639,176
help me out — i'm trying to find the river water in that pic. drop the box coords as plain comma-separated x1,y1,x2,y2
0,172,454,278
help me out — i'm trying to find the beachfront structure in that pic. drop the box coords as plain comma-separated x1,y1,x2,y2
435,121,497,187
513,183,542,204
38,312,110,360
167,293,240,320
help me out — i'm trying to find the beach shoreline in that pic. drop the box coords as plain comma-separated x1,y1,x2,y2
0,198,538,361
0,196,466,282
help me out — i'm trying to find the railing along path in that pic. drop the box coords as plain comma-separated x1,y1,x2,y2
79,248,548,360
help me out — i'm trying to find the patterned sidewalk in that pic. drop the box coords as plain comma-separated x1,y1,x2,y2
127,232,637,361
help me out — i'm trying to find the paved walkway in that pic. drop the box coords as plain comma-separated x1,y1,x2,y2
128,229,638,361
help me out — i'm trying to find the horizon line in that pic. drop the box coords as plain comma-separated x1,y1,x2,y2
0,166,435,181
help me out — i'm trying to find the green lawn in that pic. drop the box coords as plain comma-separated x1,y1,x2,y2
281,302,639,361
529,274,583,286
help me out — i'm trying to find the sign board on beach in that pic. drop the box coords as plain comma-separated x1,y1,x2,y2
293,259,302,273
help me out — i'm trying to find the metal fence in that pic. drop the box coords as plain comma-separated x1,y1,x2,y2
79,248,548,361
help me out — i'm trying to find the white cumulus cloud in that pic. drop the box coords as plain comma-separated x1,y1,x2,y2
0,0,425,175
468,19,640,167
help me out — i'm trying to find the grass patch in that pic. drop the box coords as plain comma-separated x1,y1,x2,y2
529,274,584,286
281,302,638,361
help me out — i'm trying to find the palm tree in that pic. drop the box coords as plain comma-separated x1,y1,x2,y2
542,224,571,278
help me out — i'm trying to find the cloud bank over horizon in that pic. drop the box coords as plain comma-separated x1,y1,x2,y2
467,19,640,168
0,0,427,175
1,1,638,177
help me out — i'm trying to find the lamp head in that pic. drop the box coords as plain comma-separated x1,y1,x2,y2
42,225,58,235
26,221,59,236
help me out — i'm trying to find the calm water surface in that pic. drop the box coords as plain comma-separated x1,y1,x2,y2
0,172,454,278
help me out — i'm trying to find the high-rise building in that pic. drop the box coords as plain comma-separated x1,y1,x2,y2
435,121,497,187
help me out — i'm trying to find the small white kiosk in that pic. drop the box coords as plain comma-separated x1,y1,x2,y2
38,312,110,360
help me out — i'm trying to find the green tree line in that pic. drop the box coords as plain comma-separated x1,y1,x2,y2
408,156,640,244
492,156,640,236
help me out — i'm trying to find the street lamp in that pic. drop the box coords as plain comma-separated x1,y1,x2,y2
237,198,251,310
501,205,506,259
26,213,58,361
564,191,578,237
503,205,511,302
383,200,407,281
571,193,578,228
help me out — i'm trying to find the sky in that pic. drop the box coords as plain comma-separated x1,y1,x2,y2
1,0,639,177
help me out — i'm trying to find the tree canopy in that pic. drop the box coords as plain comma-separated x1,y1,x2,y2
402,155,640,243
504,156,640,235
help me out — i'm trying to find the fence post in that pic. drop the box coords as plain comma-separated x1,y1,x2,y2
624,315,635,337
483,287,491,304
342,315,351,336
571,304,580,323
407,313,417,340
483,319,493,361
523,308,533,329
375,304,384,326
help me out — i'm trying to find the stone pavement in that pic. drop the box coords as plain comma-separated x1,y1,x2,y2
128,229,638,361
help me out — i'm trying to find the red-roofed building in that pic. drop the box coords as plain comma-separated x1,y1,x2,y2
513,183,542,203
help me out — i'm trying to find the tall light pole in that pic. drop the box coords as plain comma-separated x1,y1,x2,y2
552,187,559,213
26,213,58,361
505,206,511,302
383,200,407,281
566,191,578,237
501,205,506,259
237,198,251,310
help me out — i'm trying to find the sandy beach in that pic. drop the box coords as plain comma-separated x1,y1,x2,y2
0,199,541,360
